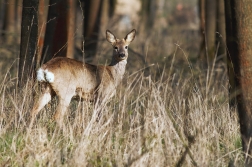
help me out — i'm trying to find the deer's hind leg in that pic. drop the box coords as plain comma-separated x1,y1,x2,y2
30,83,53,127
54,88,75,127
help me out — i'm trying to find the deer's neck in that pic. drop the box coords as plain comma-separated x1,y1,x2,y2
109,59,127,85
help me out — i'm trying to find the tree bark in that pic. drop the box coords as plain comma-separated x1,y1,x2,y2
100,0,109,33
18,0,38,86
231,0,252,165
205,0,216,64
41,0,68,64
198,0,206,63
83,0,102,63
225,0,239,107
0,0,5,31
216,0,226,60
3,0,15,44
66,0,76,59
199,0,220,66
37,0,48,67
140,0,155,30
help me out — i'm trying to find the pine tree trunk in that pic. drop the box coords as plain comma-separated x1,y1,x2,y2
66,0,76,59
225,0,239,107
37,0,48,67
41,0,68,64
83,0,102,63
3,0,15,44
216,0,226,60
198,0,206,63
18,0,38,86
233,0,252,165
205,0,216,64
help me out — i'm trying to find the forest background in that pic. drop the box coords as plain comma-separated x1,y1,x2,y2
1,0,252,166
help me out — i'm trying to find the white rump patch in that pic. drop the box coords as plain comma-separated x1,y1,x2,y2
44,69,54,83
37,68,45,81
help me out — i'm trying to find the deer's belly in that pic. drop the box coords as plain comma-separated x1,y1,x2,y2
72,87,96,102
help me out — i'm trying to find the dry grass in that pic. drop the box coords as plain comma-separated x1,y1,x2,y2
0,52,244,166
0,8,244,164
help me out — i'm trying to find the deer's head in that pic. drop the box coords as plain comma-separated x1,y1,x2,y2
106,29,136,61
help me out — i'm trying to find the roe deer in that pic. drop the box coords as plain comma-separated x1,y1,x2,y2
30,29,136,126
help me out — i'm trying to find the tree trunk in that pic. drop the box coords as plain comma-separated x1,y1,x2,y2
0,0,5,31
232,0,252,165
198,0,206,63
3,0,15,44
18,0,38,86
225,0,239,107
37,0,48,67
100,0,109,33
41,0,68,64
140,0,155,31
205,0,216,64
108,0,116,18
41,0,58,64
198,0,219,66
216,0,226,61
66,0,76,59
83,0,102,63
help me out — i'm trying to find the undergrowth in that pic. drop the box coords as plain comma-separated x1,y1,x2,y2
0,56,244,166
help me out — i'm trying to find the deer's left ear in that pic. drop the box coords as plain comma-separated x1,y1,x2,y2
125,29,136,43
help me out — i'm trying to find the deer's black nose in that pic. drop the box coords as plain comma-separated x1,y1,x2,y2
119,53,125,58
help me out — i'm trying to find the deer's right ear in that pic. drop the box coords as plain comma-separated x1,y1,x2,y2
106,30,117,45
125,29,136,43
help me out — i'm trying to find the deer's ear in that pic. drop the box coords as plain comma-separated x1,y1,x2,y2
125,29,136,43
106,30,117,44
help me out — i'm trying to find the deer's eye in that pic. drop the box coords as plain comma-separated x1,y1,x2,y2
125,46,128,49
114,46,118,50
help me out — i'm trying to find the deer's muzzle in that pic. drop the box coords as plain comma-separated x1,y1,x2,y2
119,53,125,58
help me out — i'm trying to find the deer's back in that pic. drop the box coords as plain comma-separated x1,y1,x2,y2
39,57,115,99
